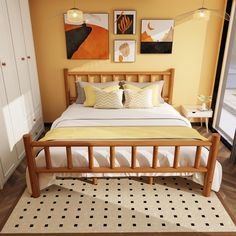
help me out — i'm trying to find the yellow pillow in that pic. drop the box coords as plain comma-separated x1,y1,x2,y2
84,85,120,107
123,84,160,106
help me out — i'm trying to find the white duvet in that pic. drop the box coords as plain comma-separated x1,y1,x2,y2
26,103,222,193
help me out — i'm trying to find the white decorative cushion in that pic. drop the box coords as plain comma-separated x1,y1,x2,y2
94,89,123,109
122,80,165,103
124,89,153,108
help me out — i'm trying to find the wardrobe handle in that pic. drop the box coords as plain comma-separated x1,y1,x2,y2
1,62,6,66
27,56,31,59
21,57,25,61
33,118,36,122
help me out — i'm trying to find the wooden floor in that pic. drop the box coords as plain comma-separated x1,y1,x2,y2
0,125,235,236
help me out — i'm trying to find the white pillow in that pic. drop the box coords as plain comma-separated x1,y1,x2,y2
124,89,153,108
94,89,123,109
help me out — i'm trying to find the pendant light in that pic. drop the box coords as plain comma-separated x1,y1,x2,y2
67,0,84,23
175,0,230,22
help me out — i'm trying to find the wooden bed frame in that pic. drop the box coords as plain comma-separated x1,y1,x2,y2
23,68,220,198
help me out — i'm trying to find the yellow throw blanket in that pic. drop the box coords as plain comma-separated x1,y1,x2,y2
40,126,207,141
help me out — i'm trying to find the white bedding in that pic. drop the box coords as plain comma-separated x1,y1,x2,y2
26,103,222,193
51,103,191,128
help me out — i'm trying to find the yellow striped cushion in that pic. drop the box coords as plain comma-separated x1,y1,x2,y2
84,85,120,107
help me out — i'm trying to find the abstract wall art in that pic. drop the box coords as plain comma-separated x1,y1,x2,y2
114,40,136,63
114,11,136,35
141,19,174,54
64,13,109,59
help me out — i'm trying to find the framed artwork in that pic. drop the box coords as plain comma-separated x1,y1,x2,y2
141,19,174,54
114,40,136,63
114,10,136,35
64,13,109,59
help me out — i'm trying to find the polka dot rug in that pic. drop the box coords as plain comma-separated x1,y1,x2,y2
1,177,236,234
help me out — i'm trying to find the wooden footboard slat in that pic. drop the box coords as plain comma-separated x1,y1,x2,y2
194,146,202,169
31,140,212,147
88,146,94,169
35,166,208,173
132,146,137,169
110,146,115,169
152,146,158,168
173,146,180,168
66,147,73,169
44,147,52,169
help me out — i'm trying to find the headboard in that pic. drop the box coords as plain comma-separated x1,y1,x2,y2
64,68,175,107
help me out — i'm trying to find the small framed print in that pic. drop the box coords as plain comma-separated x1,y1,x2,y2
114,10,136,34
141,19,174,54
114,40,136,63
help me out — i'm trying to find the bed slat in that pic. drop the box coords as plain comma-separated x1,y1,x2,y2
36,166,208,173
194,146,202,168
138,75,143,83
88,146,94,169
44,147,52,169
150,75,155,82
110,146,115,169
173,146,180,168
132,146,137,169
66,147,73,169
101,75,106,83
152,146,158,168
88,75,94,83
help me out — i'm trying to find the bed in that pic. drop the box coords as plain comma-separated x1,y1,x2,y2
24,69,221,198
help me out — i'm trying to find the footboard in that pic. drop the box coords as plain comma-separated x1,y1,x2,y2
23,134,220,198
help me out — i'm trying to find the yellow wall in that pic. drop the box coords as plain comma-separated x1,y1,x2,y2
29,0,226,122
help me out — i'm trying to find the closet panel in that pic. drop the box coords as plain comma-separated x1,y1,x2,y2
5,0,34,125
0,0,44,188
0,0,28,159
0,68,18,185
19,0,42,117
0,0,20,103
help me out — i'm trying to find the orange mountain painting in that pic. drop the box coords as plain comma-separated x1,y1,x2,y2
141,20,174,54
64,13,109,59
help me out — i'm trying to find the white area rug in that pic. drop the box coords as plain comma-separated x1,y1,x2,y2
1,177,236,234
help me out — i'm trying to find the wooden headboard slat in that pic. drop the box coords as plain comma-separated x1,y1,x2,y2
64,69,175,107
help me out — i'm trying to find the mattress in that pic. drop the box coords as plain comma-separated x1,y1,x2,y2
26,103,222,193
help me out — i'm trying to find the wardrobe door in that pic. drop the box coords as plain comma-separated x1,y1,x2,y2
0,0,27,160
19,0,42,120
0,68,18,188
5,0,34,130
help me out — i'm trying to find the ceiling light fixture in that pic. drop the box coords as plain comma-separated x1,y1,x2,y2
67,0,84,23
175,0,230,22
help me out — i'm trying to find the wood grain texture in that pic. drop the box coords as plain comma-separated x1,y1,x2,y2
0,125,236,236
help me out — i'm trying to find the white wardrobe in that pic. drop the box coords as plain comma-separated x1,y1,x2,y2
0,0,44,188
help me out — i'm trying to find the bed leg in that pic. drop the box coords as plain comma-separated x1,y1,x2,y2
92,177,98,185
23,134,40,198
148,177,154,185
203,134,220,197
